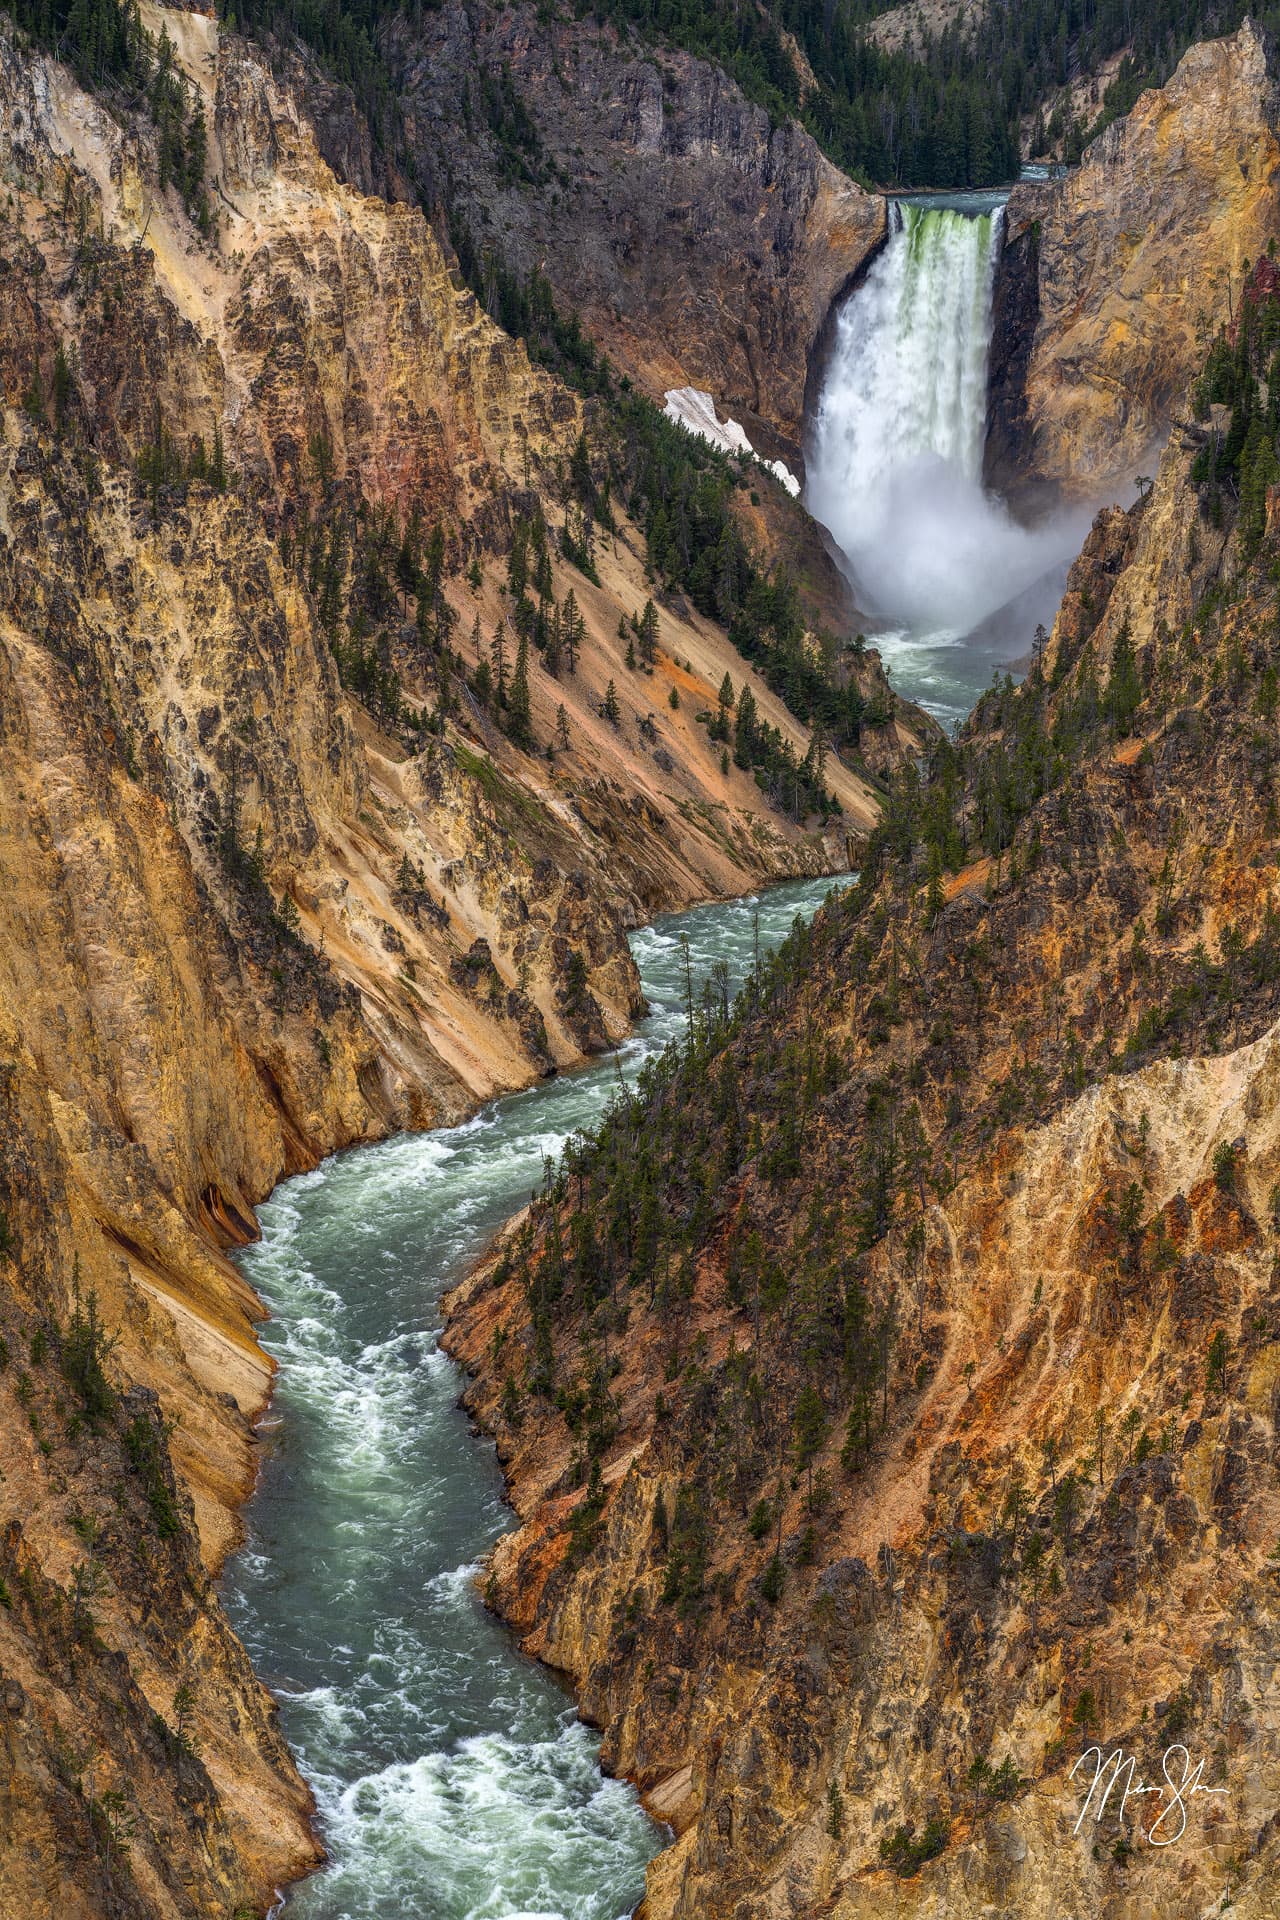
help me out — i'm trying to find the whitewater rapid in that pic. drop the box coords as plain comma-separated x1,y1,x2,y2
806,198,1090,722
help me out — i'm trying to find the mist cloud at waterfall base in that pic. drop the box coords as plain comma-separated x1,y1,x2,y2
804,199,1094,718
811,449,1093,640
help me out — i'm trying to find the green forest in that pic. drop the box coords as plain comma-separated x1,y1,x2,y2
14,0,1280,188
201,0,1280,187
13,0,1280,190
204,0,1280,184
594,0,1280,183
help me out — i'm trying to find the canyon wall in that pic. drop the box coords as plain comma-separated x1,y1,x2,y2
988,19,1280,501
15,3,1280,1915
381,0,885,470
446,274,1280,1919
0,9,925,1913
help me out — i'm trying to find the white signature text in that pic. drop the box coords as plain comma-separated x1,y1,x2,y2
1069,1744,1228,1846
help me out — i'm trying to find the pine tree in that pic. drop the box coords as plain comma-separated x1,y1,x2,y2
423,522,446,605
639,598,659,666
1105,619,1141,737
603,679,621,727
810,722,827,787
491,621,509,708
570,429,593,505
52,345,73,431
564,591,584,674
436,647,453,720
793,1384,827,1505
545,604,563,678
734,685,758,767
1239,414,1279,558
508,519,529,600
508,633,533,747
397,518,420,603
925,844,945,925
711,671,734,743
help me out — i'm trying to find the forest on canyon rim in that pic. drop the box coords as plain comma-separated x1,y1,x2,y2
3,1,1280,1919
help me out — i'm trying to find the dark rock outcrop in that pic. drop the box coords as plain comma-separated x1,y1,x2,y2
384,1,885,465
983,201,1045,504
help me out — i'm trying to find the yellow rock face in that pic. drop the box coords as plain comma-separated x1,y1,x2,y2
446,1004,1280,1920
998,21,1280,498
441,341,1280,1920
0,9,923,1914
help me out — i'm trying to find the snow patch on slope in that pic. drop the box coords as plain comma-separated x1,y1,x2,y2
663,388,801,497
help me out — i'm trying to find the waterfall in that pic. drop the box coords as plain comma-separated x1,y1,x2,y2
816,201,1001,491
806,200,1086,656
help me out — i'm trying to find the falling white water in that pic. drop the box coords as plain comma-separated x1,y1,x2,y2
835,201,1000,485
806,200,1090,717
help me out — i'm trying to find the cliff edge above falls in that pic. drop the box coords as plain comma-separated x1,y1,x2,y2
987,18,1280,502
380,0,885,473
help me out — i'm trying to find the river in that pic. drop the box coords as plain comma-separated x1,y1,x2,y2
223,874,840,1919
224,187,1086,1920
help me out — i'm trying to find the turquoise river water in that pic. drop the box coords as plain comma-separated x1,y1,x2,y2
223,873,840,1920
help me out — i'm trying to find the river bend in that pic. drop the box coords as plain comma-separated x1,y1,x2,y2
224,875,837,1920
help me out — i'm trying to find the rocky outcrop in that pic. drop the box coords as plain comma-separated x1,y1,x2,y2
0,1025,323,1916
866,0,986,55
988,20,1280,500
452,1029,1280,1920
382,1,885,468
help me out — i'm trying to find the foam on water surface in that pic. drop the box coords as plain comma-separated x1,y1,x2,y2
806,198,1092,721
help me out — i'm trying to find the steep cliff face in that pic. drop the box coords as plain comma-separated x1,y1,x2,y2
0,7,923,1912
381,0,885,469
0,1012,323,1918
446,276,1280,1920
988,20,1280,500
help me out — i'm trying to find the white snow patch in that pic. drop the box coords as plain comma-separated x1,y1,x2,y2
662,387,801,497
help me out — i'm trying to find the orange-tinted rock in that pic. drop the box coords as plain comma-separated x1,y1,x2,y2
990,21,1280,500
